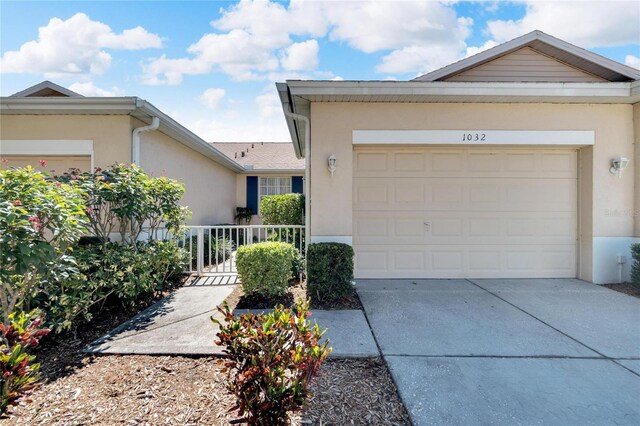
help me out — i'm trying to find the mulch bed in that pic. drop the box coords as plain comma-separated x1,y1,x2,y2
5,277,409,425
602,283,640,298
226,279,363,311
5,356,409,426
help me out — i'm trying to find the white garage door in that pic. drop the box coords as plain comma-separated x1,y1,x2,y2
1,155,91,174
353,147,577,279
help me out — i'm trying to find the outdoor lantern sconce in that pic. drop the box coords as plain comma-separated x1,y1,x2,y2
610,156,630,178
328,154,337,176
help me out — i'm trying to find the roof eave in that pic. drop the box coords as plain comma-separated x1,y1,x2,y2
277,82,304,158
0,96,244,173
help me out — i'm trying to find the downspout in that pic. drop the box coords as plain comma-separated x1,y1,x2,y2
283,111,310,254
131,116,160,165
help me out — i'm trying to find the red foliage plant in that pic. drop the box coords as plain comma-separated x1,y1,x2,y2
213,301,331,425
0,310,50,415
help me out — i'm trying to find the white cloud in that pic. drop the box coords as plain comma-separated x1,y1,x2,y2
281,40,319,71
188,116,290,143
625,55,640,70
486,1,640,47
465,40,499,58
142,0,475,83
199,88,226,109
255,88,282,119
68,81,124,97
0,13,162,78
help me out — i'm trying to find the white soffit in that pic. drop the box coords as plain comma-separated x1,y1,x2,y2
0,139,94,155
352,130,595,146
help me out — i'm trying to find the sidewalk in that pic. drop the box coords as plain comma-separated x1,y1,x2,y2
86,284,378,358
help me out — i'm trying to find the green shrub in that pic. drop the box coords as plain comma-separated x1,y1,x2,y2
307,243,354,303
631,244,640,287
236,242,297,297
0,309,50,415
260,194,304,226
40,240,188,332
213,301,331,425
0,167,87,325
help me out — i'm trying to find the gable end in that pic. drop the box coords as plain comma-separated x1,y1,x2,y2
444,47,606,83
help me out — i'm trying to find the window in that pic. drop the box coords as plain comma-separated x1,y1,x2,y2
259,177,292,200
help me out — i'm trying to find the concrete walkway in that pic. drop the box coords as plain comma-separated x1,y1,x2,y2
357,278,640,426
86,284,378,358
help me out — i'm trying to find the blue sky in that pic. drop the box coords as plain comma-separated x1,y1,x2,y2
1,1,639,141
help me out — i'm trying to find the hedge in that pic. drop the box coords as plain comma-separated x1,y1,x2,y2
236,242,298,297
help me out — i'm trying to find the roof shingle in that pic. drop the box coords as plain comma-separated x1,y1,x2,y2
210,142,304,171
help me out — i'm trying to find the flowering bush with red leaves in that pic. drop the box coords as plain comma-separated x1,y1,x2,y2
0,309,49,415
213,301,331,425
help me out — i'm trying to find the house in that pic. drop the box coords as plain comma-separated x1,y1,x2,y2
0,81,303,226
211,142,304,222
277,30,640,284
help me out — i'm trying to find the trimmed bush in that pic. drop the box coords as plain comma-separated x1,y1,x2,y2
236,242,297,297
260,194,304,226
0,310,50,415
213,301,331,425
631,243,640,288
307,243,354,303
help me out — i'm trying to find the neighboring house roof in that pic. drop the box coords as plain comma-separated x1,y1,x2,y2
1,81,243,172
278,30,640,158
211,142,304,172
9,80,84,98
414,31,640,82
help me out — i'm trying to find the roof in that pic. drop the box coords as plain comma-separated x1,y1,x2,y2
2,81,243,173
9,80,83,98
278,30,640,158
211,142,304,172
414,30,640,82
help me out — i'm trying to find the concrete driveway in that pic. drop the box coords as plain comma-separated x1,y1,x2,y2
356,278,640,426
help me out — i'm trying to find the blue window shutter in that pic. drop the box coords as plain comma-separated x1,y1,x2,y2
246,176,258,215
292,176,303,194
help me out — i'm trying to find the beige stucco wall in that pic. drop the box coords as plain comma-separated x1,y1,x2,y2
309,102,636,281
0,114,131,169
137,122,237,225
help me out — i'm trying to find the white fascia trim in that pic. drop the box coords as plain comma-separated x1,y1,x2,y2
353,130,595,146
310,236,353,245
0,139,93,155
241,169,304,174
287,81,633,99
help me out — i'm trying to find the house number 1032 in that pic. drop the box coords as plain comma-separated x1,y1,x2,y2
462,133,486,142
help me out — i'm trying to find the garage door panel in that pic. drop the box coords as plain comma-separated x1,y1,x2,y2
355,211,576,245
353,147,577,279
1,155,91,173
354,177,576,212
355,244,576,279
354,149,577,179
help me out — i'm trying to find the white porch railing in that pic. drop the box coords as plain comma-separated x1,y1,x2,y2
180,225,305,276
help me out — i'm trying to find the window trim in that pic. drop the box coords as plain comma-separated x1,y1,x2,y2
258,176,293,211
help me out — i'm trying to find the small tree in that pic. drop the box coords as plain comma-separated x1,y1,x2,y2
57,164,190,246
0,167,87,325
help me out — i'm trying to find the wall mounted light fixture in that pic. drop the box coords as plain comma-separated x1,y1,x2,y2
328,154,337,176
610,156,630,178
